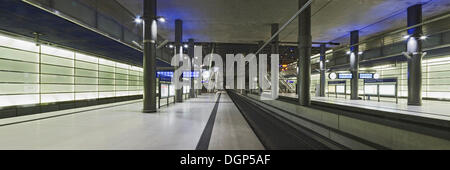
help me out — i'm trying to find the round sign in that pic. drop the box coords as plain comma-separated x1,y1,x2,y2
329,73,337,80
373,73,380,79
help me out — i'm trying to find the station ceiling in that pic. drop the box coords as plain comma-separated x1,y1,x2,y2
117,0,450,46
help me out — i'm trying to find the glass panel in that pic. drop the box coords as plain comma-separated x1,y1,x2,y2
99,71,115,79
75,85,98,92
115,91,129,97
128,86,138,91
99,85,114,91
0,32,144,108
116,63,129,69
76,60,98,70
41,65,74,75
41,45,74,59
0,46,39,62
75,77,98,85
99,92,115,98
41,75,73,84
0,84,39,95
0,71,39,83
336,86,345,93
99,58,115,66
41,54,74,67
41,84,74,93
428,78,450,85
76,53,98,63
115,74,128,80
115,68,128,74
379,85,396,96
41,93,74,103
364,85,378,95
0,35,39,52
0,94,40,107
75,92,98,100
99,65,115,73
99,78,114,85
0,59,38,73
115,86,128,91
128,81,138,86
75,69,98,77
115,80,128,85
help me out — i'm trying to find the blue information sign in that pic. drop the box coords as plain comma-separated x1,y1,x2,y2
157,71,174,78
182,71,200,78
364,78,398,83
157,71,200,80
359,73,374,79
338,73,352,79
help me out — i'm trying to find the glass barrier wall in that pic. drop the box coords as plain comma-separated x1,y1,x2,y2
0,33,143,108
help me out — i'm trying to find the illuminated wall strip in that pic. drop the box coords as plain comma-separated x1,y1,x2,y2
0,33,143,108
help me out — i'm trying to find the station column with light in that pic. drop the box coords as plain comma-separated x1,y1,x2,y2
271,23,279,93
142,0,157,113
297,0,312,106
188,38,196,98
271,23,280,55
319,44,326,97
175,19,184,103
350,30,360,100
406,4,424,106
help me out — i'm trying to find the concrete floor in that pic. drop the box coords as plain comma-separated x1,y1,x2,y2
0,93,263,150
209,93,264,150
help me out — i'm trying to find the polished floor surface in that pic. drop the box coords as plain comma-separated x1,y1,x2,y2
0,93,263,150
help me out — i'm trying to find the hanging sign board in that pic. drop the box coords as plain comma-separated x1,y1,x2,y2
328,80,346,85
337,73,352,79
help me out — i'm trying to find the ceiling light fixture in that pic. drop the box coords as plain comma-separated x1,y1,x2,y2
157,16,166,23
134,16,143,24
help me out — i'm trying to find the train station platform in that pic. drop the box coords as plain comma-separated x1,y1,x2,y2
0,93,263,150
233,92,450,149
279,93,450,122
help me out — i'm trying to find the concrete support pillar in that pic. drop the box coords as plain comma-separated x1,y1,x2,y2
175,19,183,103
271,24,280,55
407,4,423,106
197,42,202,96
319,44,326,97
297,0,312,106
271,23,280,93
142,0,157,113
188,38,196,98
257,41,264,95
350,30,360,100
